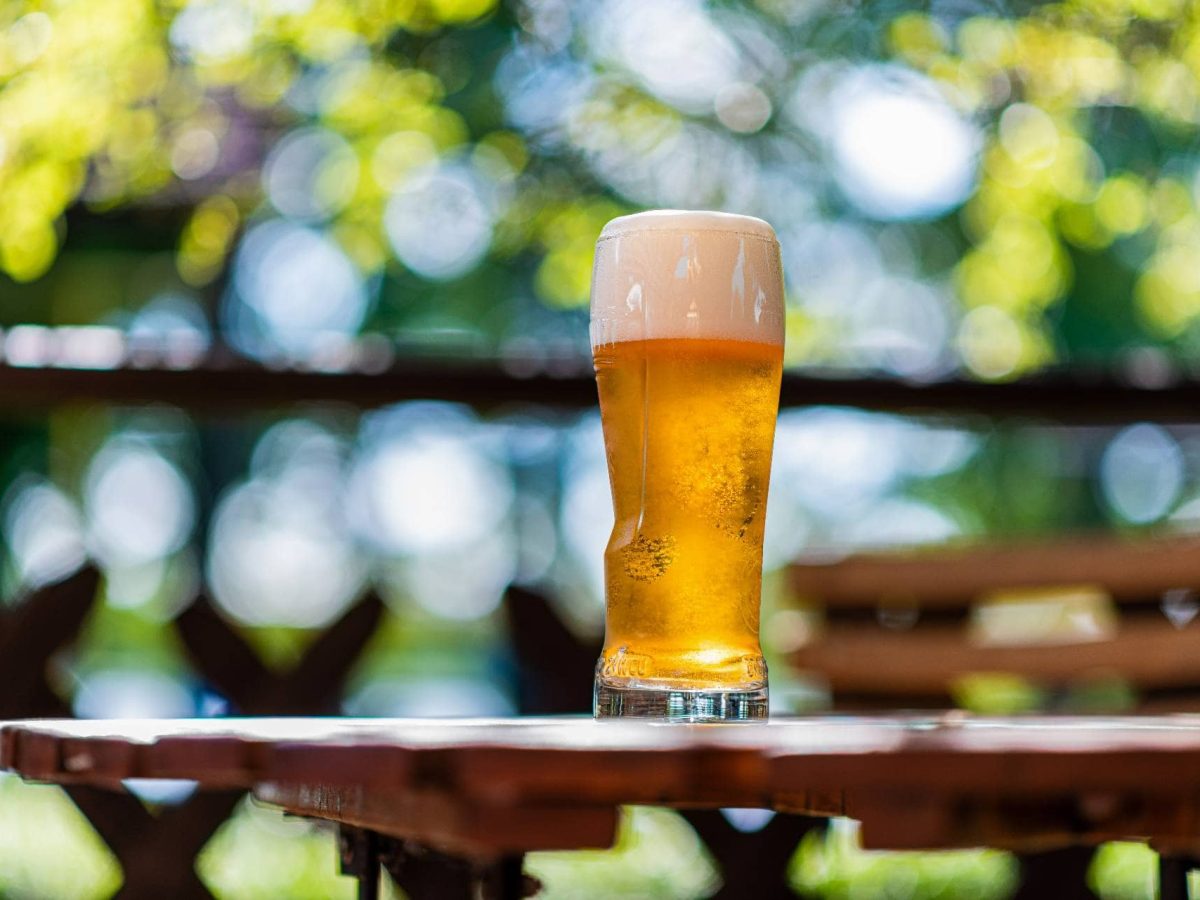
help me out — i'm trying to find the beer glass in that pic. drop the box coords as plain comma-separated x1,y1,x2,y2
590,210,784,721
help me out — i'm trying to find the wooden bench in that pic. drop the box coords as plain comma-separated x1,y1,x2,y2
785,532,1200,897
787,533,1200,711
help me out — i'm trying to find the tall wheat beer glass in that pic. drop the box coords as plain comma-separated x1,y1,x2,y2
590,210,784,721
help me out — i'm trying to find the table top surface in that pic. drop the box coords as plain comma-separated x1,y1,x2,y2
10,714,1200,855
9,713,1200,789
15,712,1200,749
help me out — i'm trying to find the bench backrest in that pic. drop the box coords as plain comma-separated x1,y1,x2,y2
785,534,1200,711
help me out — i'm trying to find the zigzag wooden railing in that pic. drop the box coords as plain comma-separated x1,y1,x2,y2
0,567,381,899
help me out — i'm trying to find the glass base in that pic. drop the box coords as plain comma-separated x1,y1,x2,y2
594,681,768,721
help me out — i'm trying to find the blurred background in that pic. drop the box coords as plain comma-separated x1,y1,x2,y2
0,0,1197,897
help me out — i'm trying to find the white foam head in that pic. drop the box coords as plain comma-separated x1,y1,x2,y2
589,210,784,348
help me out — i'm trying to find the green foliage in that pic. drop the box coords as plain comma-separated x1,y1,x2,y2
894,1,1200,374
951,672,1047,714
1089,842,1157,900
0,0,506,283
790,820,1019,900
197,798,359,899
0,778,120,900
526,807,719,900
6,0,1200,376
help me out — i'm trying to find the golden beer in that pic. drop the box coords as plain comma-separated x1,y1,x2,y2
590,211,784,720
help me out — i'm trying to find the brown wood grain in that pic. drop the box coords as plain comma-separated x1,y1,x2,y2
788,534,1200,607
789,618,1200,693
12,716,1200,854
256,782,619,857
845,791,1200,855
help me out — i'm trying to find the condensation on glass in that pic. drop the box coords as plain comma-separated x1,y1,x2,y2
590,210,785,721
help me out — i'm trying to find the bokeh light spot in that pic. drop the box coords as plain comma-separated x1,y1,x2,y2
830,67,980,221
592,0,740,113
3,479,85,589
349,411,513,556
384,165,494,280
958,305,1026,380
171,128,220,181
264,127,359,220
998,104,1059,170
74,670,195,720
1100,424,1184,525
208,479,365,628
429,0,500,24
209,420,364,628
169,2,254,63
1094,174,1150,236
85,440,195,568
226,219,370,359
714,82,772,134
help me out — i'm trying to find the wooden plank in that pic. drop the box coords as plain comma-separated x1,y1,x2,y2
447,744,765,807
846,791,1200,855
266,721,773,806
771,747,1200,797
0,350,596,414
0,567,100,719
4,337,1200,421
66,785,243,899
255,782,619,858
176,593,383,717
788,534,1200,607
789,618,1200,694
0,718,431,784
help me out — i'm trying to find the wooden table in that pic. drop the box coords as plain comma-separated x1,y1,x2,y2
6,715,1200,898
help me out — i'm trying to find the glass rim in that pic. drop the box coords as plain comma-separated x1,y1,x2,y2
597,209,778,245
